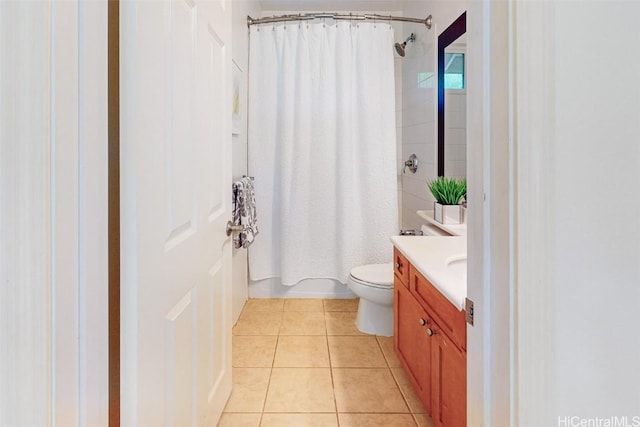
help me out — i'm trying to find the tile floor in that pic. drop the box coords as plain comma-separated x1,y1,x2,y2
218,298,435,427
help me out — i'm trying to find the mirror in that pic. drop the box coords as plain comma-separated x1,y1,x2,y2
437,12,467,178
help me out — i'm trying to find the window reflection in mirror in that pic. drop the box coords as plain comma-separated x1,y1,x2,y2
444,51,465,90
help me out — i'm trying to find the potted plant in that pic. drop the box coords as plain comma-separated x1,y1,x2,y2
427,177,467,224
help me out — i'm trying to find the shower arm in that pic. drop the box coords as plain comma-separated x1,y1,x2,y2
247,13,432,29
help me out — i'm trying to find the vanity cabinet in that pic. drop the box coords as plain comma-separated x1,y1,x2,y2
393,254,467,427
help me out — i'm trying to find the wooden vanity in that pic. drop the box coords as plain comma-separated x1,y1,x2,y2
393,247,467,427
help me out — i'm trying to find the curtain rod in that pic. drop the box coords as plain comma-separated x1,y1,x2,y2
247,13,432,29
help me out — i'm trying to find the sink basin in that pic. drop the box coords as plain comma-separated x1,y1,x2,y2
445,255,467,283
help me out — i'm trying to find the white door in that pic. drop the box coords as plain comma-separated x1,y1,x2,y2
120,1,233,425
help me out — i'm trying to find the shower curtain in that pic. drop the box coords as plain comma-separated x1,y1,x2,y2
248,21,398,287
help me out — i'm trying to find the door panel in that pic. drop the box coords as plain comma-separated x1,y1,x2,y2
121,0,232,425
167,0,196,242
202,26,226,222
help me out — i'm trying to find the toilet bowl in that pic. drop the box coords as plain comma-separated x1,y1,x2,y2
347,263,394,337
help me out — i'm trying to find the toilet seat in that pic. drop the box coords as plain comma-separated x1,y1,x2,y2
349,263,394,289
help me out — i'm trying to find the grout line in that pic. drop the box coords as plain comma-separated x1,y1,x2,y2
374,336,414,415
375,336,392,369
388,366,418,416
258,331,279,423
325,310,340,426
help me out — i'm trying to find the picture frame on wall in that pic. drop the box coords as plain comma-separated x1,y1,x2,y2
232,60,242,135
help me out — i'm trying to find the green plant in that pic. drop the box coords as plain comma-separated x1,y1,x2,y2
427,177,467,205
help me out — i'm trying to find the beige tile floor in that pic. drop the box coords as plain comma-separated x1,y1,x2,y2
218,298,435,427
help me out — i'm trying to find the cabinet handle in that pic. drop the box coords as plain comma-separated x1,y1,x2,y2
395,261,402,270
426,328,436,336
418,318,426,326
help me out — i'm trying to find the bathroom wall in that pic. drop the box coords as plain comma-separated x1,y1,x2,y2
231,0,261,323
551,1,640,417
394,31,404,229
400,1,467,230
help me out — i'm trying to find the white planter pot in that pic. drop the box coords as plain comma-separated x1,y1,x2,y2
433,202,464,224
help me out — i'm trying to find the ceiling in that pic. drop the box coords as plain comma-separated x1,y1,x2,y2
260,0,407,12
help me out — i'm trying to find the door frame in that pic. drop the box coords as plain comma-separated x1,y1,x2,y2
0,1,109,424
467,1,557,424
466,1,513,425
108,1,120,425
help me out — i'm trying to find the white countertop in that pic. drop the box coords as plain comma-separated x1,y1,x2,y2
417,210,467,237
390,235,467,310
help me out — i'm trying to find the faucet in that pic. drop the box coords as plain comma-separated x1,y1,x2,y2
403,154,418,174
399,229,423,236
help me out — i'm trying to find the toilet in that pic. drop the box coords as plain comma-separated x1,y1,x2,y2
347,262,394,337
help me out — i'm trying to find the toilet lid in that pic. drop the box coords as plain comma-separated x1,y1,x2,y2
350,263,394,287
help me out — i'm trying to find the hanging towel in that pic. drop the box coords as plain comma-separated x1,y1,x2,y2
232,177,259,249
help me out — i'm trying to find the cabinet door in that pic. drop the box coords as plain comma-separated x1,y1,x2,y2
394,282,432,413
431,328,467,427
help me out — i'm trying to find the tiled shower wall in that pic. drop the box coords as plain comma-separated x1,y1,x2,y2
399,1,467,231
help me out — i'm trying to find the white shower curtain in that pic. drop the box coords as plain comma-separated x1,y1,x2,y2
248,21,398,287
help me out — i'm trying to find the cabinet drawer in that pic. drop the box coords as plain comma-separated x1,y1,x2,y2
410,266,466,351
393,248,409,287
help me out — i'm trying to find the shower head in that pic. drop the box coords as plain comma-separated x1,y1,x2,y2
394,33,416,57
394,42,406,57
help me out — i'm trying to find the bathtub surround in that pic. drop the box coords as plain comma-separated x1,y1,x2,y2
248,22,398,289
